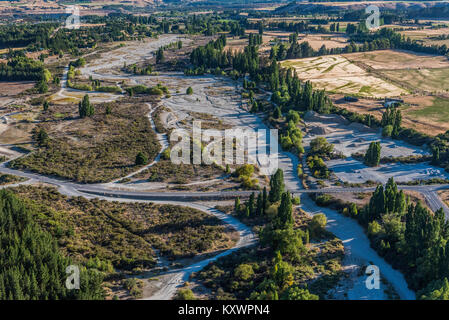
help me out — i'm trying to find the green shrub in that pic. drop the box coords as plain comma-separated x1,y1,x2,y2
175,288,196,300
135,152,149,165
309,213,327,238
234,264,254,281
382,125,393,137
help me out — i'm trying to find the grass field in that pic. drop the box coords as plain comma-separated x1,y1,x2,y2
382,68,449,93
402,96,449,123
297,33,350,50
399,27,449,39
344,49,449,70
282,55,407,98
331,93,449,136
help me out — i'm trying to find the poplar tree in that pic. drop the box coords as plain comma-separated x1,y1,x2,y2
235,197,241,214
262,187,268,212
273,106,282,119
385,177,398,213
248,192,255,216
269,169,285,203
79,94,94,118
368,185,385,220
364,141,381,167
276,192,293,229
156,47,164,63
256,193,263,216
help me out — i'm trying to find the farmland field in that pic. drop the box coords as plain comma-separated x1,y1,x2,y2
401,96,449,124
297,33,351,50
281,55,407,98
344,49,449,70
331,94,449,135
382,68,449,93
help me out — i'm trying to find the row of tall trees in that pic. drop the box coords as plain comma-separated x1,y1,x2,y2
270,26,449,62
268,62,332,114
234,168,286,219
253,20,328,34
0,17,167,55
235,188,269,218
356,178,449,299
381,106,402,138
248,33,262,46
350,27,449,57
244,169,316,300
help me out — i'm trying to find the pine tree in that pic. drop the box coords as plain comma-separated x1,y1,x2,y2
392,109,402,138
395,190,406,214
432,147,440,164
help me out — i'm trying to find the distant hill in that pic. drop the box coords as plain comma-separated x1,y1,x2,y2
275,1,449,16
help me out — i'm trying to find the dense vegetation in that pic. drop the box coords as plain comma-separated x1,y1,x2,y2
12,186,235,269
307,155,330,179
349,27,449,57
314,178,449,299
0,23,57,49
269,26,449,61
0,189,104,300
0,54,49,82
189,35,260,78
0,19,157,55
196,169,344,300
